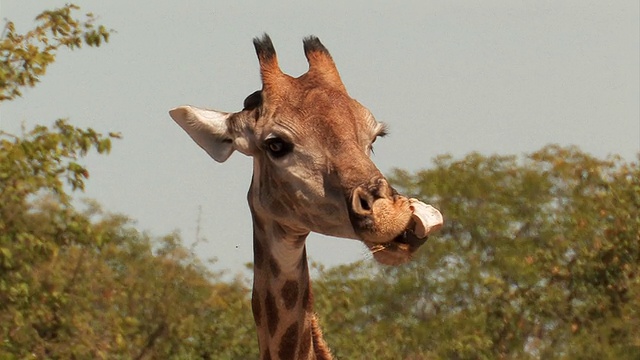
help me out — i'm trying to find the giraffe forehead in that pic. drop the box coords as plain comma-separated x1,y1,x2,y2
258,90,375,146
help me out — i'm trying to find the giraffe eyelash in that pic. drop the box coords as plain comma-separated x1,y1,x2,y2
368,123,388,155
376,123,389,138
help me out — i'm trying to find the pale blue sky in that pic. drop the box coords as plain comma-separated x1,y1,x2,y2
2,1,638,274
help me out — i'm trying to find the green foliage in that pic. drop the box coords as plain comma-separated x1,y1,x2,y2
0,120,118,308
0,122,258,359
313,145,639,359
1,5,258,358
0,4,111,101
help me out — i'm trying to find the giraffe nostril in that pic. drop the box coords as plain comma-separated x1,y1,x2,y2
352,187,374,215
359,196,371,211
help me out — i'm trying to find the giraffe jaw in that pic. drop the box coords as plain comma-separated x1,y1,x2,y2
366,200,443,266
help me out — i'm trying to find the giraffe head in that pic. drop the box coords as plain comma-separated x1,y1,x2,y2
170,35,442,265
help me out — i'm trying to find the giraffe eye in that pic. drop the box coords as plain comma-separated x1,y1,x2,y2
265,137,293,158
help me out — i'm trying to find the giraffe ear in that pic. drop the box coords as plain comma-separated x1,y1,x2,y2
169,105,235,162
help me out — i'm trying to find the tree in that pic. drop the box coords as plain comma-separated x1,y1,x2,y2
0,4,110,101
313,145,639,359
1,6,259,358
2,9,116,355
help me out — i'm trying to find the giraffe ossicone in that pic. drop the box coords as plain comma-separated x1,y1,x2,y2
170,34,442,360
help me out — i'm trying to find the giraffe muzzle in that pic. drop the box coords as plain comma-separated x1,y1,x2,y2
384,199,443,251
359,196,443,265
349,178,443,250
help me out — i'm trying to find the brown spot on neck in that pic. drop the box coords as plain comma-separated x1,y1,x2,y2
281,280,299,310
299,324,312,359
268,255,281,278
253,235,265,269
278,322,300,360
265,291,279,336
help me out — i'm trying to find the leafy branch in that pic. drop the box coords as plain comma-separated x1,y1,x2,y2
0,4,112,101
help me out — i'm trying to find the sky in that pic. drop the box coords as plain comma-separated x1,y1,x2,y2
1,1,638,275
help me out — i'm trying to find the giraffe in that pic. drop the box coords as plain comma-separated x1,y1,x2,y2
169,34,443,360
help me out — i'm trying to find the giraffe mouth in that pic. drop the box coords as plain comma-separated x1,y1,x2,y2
366,200,443,265
370,227,425,252
366,227,424,265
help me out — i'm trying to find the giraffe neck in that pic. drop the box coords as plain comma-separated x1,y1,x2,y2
250,212,333,360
